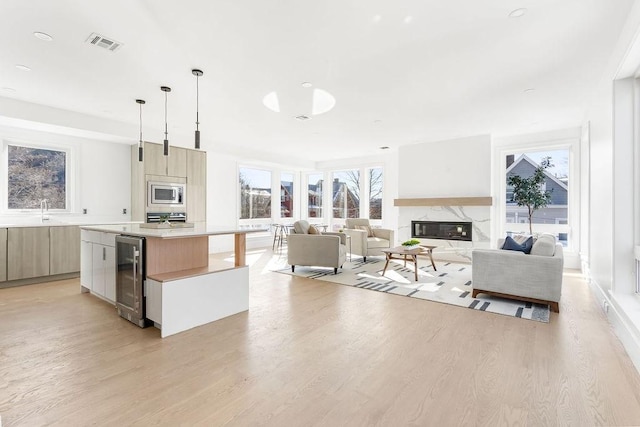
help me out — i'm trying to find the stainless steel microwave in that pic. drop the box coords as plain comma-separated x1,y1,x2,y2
147,181,186,208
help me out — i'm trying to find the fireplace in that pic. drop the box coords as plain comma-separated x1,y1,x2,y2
411,220,472,242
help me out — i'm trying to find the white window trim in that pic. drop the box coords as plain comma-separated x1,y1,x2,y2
2,138,74,213
493,137,580,255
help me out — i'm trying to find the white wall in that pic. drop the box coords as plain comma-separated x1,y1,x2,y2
0,125,131,221
399,135,492,198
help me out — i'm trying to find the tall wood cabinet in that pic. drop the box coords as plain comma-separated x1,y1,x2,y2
131,142,207,222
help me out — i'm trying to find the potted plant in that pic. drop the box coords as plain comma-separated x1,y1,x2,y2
507,156,553,235
401,239,421,250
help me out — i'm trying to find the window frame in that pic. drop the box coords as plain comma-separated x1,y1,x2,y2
2,138,73,213
237,165,273,225
494,138,580,253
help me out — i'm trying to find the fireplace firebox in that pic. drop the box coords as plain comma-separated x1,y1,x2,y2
411,221,472,242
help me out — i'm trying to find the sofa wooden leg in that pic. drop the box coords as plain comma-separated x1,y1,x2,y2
291,265,295,272
550,301,560,313
472,289,480,298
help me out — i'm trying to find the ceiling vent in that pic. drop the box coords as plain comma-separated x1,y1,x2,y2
85,32,123,52
295,115,311,121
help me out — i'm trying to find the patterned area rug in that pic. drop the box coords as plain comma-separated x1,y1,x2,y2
276,257,550,323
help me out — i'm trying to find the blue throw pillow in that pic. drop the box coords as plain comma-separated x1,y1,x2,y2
501,235,533,254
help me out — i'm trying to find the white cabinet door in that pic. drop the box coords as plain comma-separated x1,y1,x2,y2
92,244,106,298
80,240,93,290
104,245,116,302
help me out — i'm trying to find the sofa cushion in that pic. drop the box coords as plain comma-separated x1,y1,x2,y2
308,225,319,234
530,233,556,256
501,235,533,254
293,220,310,234
356,225,374,237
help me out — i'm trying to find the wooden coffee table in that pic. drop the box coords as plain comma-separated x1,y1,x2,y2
418,245,437,271
381,246,424,281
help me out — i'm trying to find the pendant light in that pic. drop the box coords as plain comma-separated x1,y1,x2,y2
192,69,203,149
135,99,145,162
161,86,171,156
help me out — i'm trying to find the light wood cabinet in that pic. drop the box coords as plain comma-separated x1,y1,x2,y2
187,149,207,222
168,146,187,178
7,227,50,281
144,142,166,176
0,229,6,282
50,226,81,275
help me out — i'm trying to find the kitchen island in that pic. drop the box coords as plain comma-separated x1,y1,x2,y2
80,223,264,337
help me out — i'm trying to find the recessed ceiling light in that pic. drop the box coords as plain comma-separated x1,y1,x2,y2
373,15,382,23
508,8,527,18
301,82,312,88
374,119,382,124
404,16,413,24
2,87,16,92
380,146,390,150
33,32,53,41
295,115,312,121
15,64,31,71
524,88,535,93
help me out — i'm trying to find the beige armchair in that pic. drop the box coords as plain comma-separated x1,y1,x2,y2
287,220,347,274
343,218,394,262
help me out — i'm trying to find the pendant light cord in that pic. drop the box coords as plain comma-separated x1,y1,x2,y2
139,102,143,145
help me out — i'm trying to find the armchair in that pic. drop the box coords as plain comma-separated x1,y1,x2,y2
287,220,347,274
343,218,394,262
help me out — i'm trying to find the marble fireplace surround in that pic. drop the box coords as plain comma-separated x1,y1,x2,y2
397,204,491,263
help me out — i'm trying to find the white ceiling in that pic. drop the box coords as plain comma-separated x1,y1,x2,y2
0,0,635,162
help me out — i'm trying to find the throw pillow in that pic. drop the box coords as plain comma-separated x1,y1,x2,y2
530,233,556,256
512,234,533,245
501,235,534,254
308,225,319,234
356,225,374,237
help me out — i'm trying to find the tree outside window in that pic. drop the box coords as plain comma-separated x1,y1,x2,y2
239,167,271,219
280,172,294,218
332,170,360,219
368,168,383,220
8,145,66,209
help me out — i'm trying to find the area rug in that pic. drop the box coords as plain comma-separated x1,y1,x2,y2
275,258,550,323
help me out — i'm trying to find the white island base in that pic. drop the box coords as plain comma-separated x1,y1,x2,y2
145,265,249,338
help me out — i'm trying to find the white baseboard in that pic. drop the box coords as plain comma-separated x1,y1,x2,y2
583,259,640,374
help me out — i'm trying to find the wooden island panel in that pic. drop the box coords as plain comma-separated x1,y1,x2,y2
145,236,209,276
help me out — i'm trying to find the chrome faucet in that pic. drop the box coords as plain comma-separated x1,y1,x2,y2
40,199,49,222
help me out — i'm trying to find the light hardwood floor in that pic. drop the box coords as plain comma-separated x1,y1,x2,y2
2,249,640,426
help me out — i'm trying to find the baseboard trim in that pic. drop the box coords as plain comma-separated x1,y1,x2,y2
0,272,79,289
583,260,640,375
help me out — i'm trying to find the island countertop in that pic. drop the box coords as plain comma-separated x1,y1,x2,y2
79,223,268,239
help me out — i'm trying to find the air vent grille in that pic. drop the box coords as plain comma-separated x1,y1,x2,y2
295,115,311,121
85,32,123,52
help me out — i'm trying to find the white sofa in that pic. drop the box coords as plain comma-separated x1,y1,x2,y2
471,235,563,312
343,218,394,262
287,220,347,274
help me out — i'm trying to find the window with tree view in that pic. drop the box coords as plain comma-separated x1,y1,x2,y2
307,173,323,218
505,148,569,245
239,167,271,219
332,170,360,219
8,145,67,210
280,172,294,218
368,168,383,220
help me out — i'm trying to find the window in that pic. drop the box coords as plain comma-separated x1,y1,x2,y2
504,149,570,246
7,144,67,210
239,167,271,219
307,173,323,218
280,172,294,218
368,167,383,220
332,170,360,219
